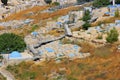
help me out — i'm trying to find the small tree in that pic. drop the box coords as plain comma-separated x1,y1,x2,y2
1,0,8,6
82,10,91,22
114,9,120,17
52,2,60,6
0,33,26,54
93,0,102,8
44,0,52,4
116,0,120,4
82,10,91,30
93,0,110,7
106,28,119,43
82,22,91,30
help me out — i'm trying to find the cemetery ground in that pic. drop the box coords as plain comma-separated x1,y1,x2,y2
0,1,120,80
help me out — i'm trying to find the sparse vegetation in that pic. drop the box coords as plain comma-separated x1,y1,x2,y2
30,24,39,32
61,38,72,44
46,29,64,36
94,46,112,58
0,73,6,80
61,38,94,53
96,34,103,39
6,52,120,80
80,41,94,53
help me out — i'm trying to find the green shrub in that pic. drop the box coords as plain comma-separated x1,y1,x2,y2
0,33,26,53
52,2,60,6
116,0,120,4
93,0,110,7
6,65,13,71
82,10,91,22
114,9,120,17
30,24,39,32
82,22,91,30
44,0,52,4
0,55,3,59
106,28,119,43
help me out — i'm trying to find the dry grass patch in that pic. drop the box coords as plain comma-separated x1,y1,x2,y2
71,27,81,32
2,6,49,21
78,41,95,53
94,46,112,58
46,29,64,37
2,5,81,23
0,26,5,30
91,16,120,27
6,53,120,80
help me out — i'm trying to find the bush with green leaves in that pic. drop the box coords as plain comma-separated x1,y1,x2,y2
114,9,120,17
82,10,91,22
82,22,91,30
0,33,26,54
77,0,90,3
93,0,110,7
52,2,60,6
1,0,8,5
116,0,120,4
82,10,91,30
30,24,39,32
106,28,119,43
44,0,52,4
